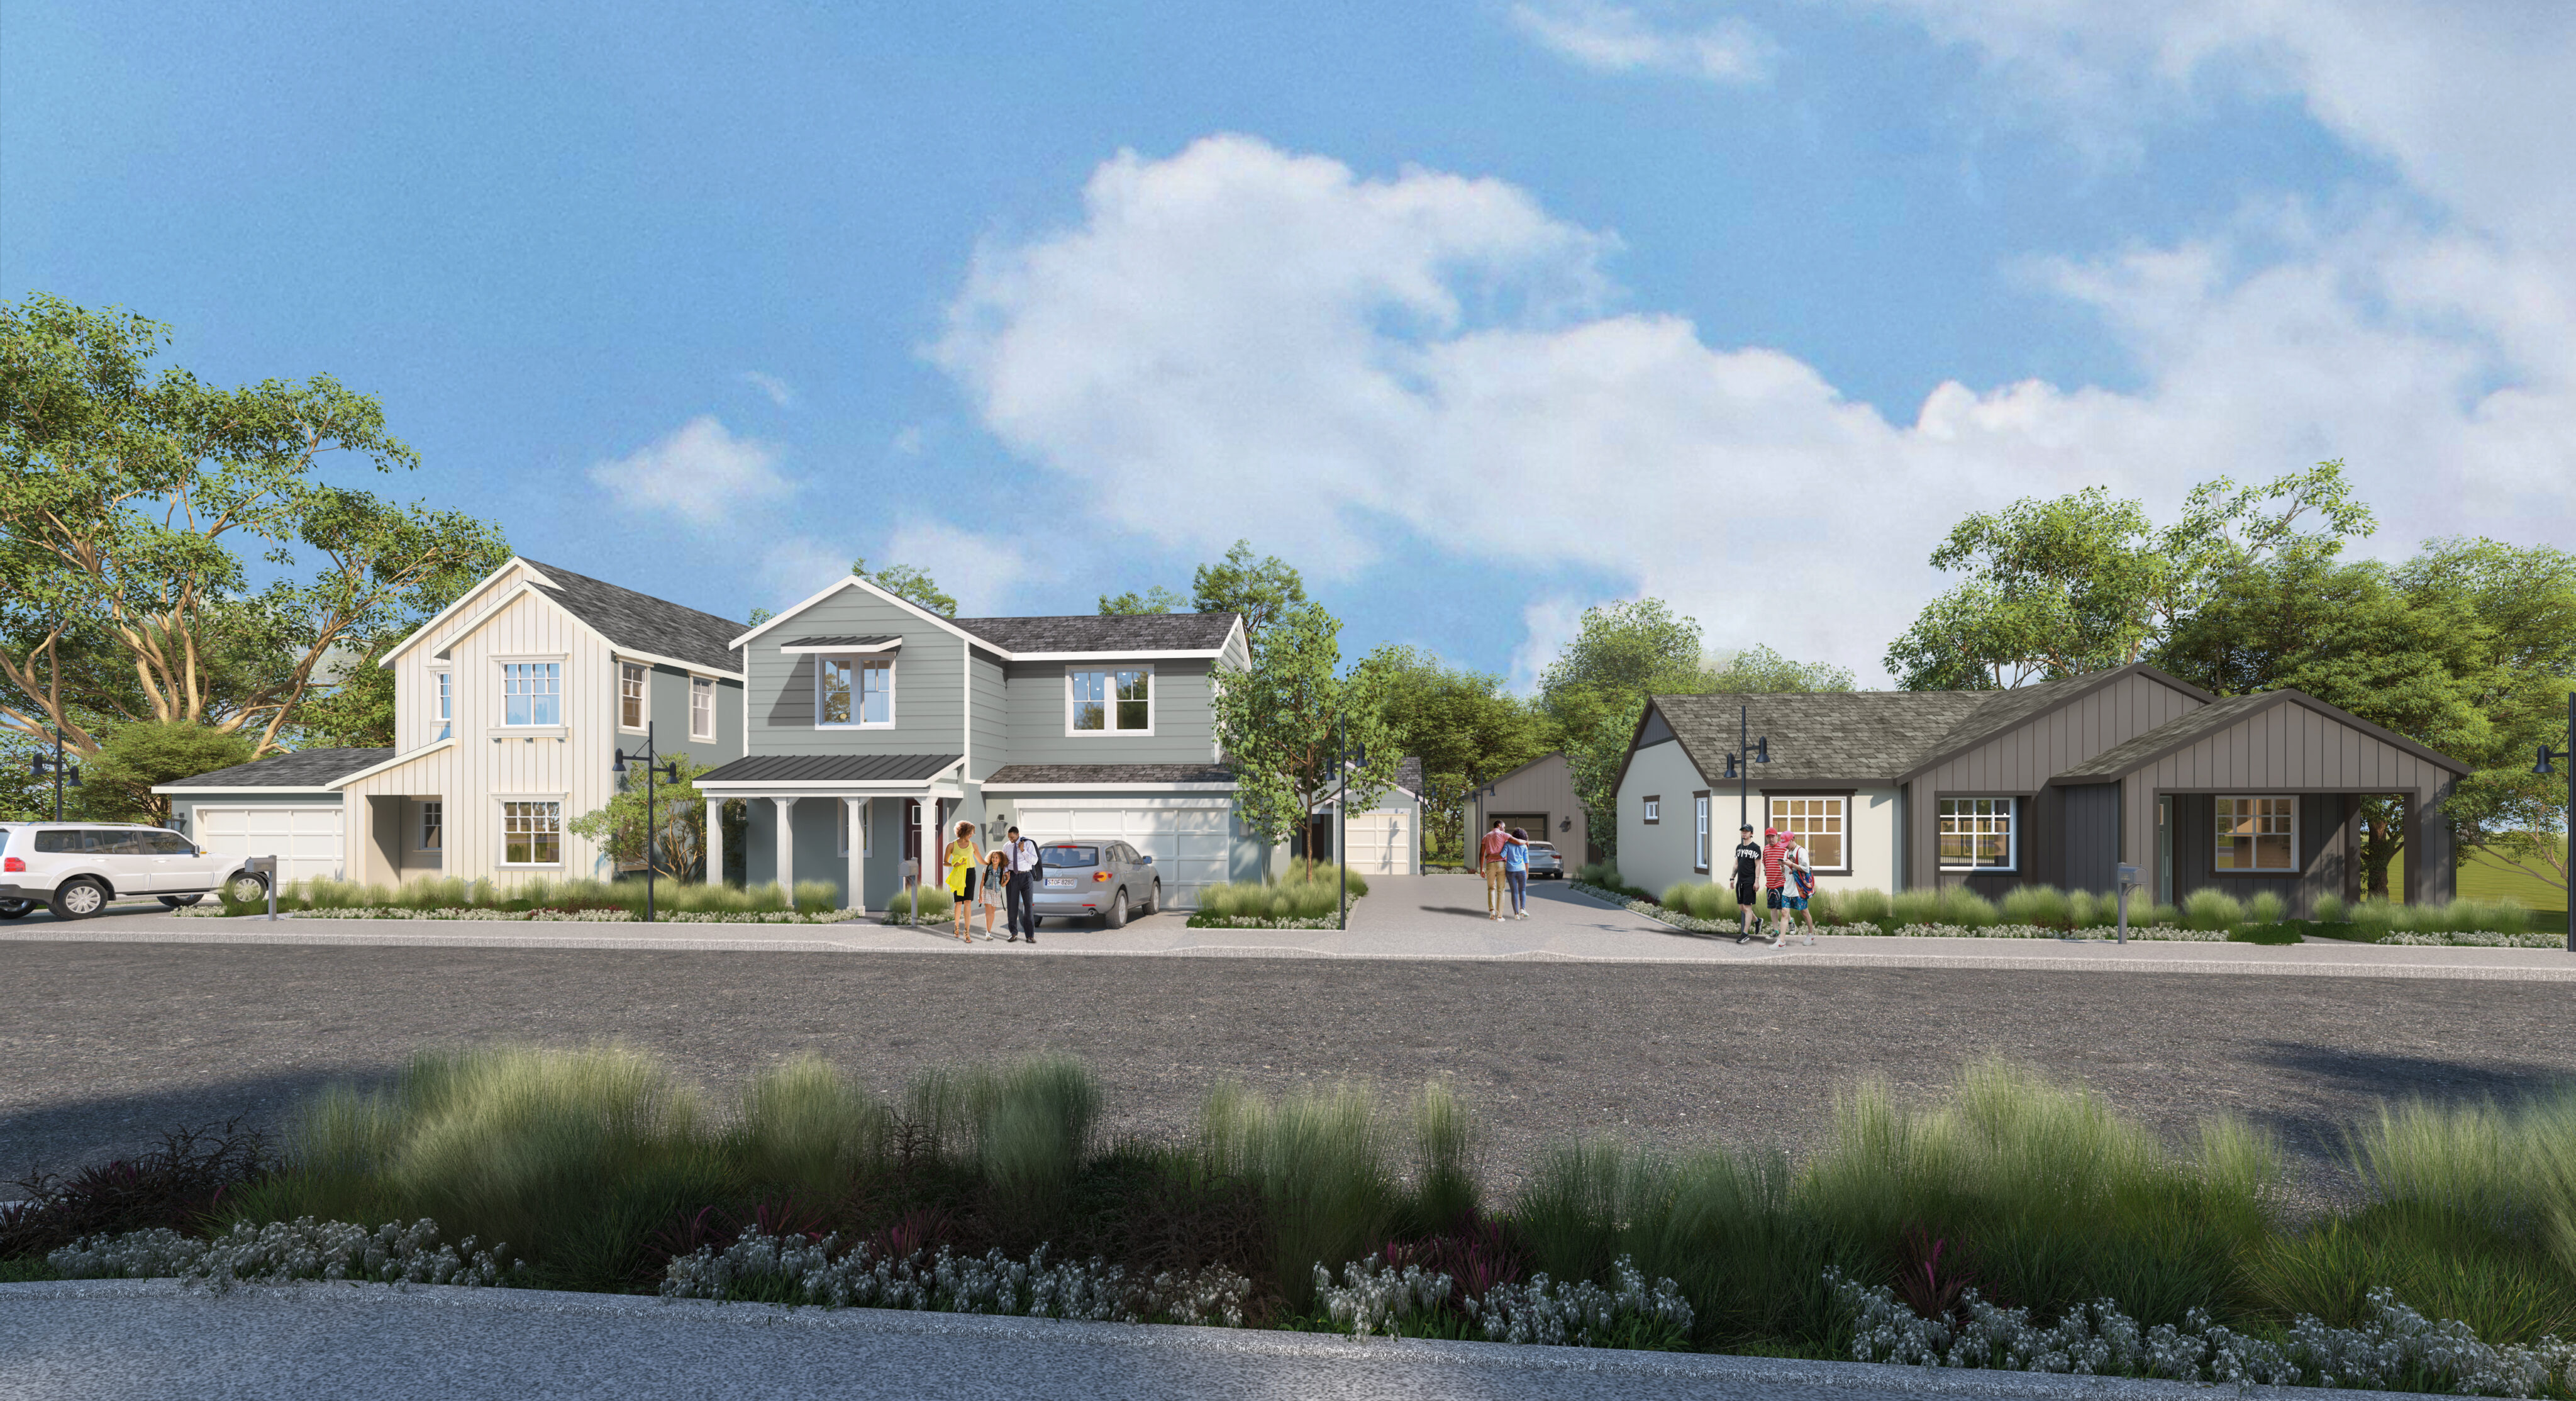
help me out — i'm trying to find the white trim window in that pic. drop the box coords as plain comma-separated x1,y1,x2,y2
619,662,647,730
419,800,443,852
1641,795,1661,824
430,669,452,742
2216,796,2299,873
690,676,716,741
837,800,872,857
501,800,562,866
818,657,894,727
1067,667,1152,734
1769,796,1849,872
1938,797,2015,871
502,662,561,727
1694,794,1711,872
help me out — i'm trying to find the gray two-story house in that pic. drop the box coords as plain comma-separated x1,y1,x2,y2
698,574,1265,912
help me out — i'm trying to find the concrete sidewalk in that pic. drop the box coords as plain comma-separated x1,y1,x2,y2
0,874,2565,981
0,1278,2384,1401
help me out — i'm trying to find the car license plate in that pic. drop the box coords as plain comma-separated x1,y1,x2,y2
1046,877,1074,889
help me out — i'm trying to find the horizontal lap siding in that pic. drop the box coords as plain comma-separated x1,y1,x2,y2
969,652,1009,781
748,592,965,757
1003,659,1219,766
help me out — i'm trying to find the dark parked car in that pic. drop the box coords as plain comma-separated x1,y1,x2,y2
1030,840,1160,929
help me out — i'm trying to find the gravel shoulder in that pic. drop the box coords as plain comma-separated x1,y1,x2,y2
6,940,2571,1207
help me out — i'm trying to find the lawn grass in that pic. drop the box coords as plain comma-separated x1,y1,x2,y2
2387,840,2567,925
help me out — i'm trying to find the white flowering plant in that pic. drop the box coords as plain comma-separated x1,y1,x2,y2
48,1216,518,1293
1312,1254,1695,1349
660,1230,1250,1327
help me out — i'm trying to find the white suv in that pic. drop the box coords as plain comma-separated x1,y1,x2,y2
0,822,258,920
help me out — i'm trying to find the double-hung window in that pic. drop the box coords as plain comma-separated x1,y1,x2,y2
502,662,560,727
431,670,452,742
1693,794,1711,871
619,662,647,730
1768,796,1848,871
419,800,443,852
1068,668,1152,733
2215,796,2298,873
1938,797,2015,870
501,800,561,865
819,657,893,727
1641,795,1661,824
690,676,716,740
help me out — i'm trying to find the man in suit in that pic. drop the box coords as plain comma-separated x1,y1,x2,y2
1000,822,1044,944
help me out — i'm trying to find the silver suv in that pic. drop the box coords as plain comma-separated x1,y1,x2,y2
0,822,260,920
1030,840,1160,929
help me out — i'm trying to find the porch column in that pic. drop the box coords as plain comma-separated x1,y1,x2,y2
772,796,796,893
919,798,938,898
2400,793,2423,906
845,797,866,913
705,798,726,887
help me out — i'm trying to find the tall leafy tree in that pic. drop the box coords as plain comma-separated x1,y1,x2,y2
1097,585,1187,615
850,557,957,617
81,721,257,825
1191,540,1306,637
1,293,508,756
1211,600,1400,879
569,754,719,882
1372,647,1552,861
1538,599,1709,861
1884,462,2374,689
1706,644,1856,694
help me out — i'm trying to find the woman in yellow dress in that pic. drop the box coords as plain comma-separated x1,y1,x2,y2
943,820,980,944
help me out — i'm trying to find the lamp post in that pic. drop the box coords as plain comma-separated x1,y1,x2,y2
1336,713,1367,932
30,725,79,822
2538,688,2574,955
612,722,681,924
1720,705,1770,831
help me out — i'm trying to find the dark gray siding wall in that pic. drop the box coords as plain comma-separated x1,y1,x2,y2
747,589,967,757
2162,792,2357,917
643,664,745,771
2114,698,2451,905
1473,754,1590,865
1001,658,1219,766
969,651,1010,780
2060,783,2123,893
1913,673,2202,893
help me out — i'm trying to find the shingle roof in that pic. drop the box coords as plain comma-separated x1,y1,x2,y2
1396,756,1424,796
155,747,393,790
699,753,962,784
982,764,1235,786
520,559,745,674
1647,691,1996,786
950,613,1240,654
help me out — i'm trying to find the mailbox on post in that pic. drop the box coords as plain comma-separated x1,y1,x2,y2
2115,863,2141,945
245,854,279,922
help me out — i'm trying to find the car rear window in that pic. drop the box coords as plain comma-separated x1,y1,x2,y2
1530,843,1557,853
1042,844,1100,868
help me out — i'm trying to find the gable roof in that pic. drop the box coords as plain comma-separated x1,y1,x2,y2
152,747,393,792
2054,689,2474,781
1638,691,1996,791
517,559,745,674
950,611,1241,655
1896,663,2214,783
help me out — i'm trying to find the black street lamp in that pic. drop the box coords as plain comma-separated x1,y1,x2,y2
1336,715,1367,932
2536,688,2573,955
1720,705,1770,832
30,728,80,822
612,723,681,924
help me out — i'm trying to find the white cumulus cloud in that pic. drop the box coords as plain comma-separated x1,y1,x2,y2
931,133,2575,683
1511,0,1773,82
589,415,796,523
740,371,796,407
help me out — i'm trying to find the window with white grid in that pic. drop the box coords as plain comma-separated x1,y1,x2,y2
690,676,715,740
419,800,442,852
501,800,561,866
1938,797,2014,870
2214,796,2297,872
620,662,646,729
1768,796,1848,871
502,662,560,727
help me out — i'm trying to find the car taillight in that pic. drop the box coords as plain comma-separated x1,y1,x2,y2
2,857,21,873
1092,870,1111,882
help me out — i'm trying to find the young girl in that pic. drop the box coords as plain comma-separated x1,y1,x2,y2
978,849,1008,939
943,820,980,944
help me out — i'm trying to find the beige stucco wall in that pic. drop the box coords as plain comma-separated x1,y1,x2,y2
1615,739,1710,898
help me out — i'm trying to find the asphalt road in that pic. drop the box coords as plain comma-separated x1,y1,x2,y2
5,939,2571,1202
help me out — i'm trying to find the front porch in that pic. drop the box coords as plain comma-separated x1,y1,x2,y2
698,752,972,912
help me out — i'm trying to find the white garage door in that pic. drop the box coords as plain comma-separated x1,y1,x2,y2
194,806,346,885
1011,800,1230,908
1341,808,1416,875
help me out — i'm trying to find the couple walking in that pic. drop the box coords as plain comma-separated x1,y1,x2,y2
939,820,1046,944
1729,822,1817,947
1479,817,1535,921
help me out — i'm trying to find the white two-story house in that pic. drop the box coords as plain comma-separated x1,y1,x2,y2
696,572,1269,910
158,559,746,884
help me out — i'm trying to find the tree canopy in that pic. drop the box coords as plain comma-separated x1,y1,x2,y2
1097,586,1188,615
1210,599,1401,879
1191,540,1306,636
850,557,957,617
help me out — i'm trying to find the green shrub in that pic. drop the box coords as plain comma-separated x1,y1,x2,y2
882,885,953,919
2246,891,2287,924
1409,1081,1480,1236
1661,881,1738,921
1196,873,1364,922
1820,887,1891,927
730,1055,890,1202
1999,885,2073,929
2314,893,2348,923
1887,888,1941,927
282,876,806,916
1200,1080,1397,1310
969,1058,1102,1237
1930,886,1998,927
2066,890,2109,928
2180,888,2245,930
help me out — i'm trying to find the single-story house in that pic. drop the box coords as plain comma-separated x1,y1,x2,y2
1292,757,1425,876
1463,752,1594,868
1615,663,2470,914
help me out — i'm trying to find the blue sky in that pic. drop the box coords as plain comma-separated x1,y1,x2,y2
8,1,2570,684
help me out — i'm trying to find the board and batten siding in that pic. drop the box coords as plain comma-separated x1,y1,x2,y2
1911,672,2204,894
2116,698,2457,903
1001,658,1221,766
747,589,968,757
391,560,545,753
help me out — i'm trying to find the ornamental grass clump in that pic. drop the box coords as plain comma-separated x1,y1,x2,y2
1409,1081,1481,1237
2181,888,2246,931
282,876,807,917
1192,871,1364,924
727,1056,892,1203
1999,886,2073,929
968,1058,1103,1237
1200,1081,1399,1310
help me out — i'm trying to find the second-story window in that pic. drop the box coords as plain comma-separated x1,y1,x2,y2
819,657,894,727
502,662,561,726
431,670,452,741
1069,667,1152,734
619,662,646,729
691,676,715,740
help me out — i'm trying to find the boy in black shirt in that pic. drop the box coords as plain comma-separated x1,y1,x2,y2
1730,823,1763,944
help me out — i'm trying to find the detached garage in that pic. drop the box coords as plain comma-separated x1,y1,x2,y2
155,747,392,887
